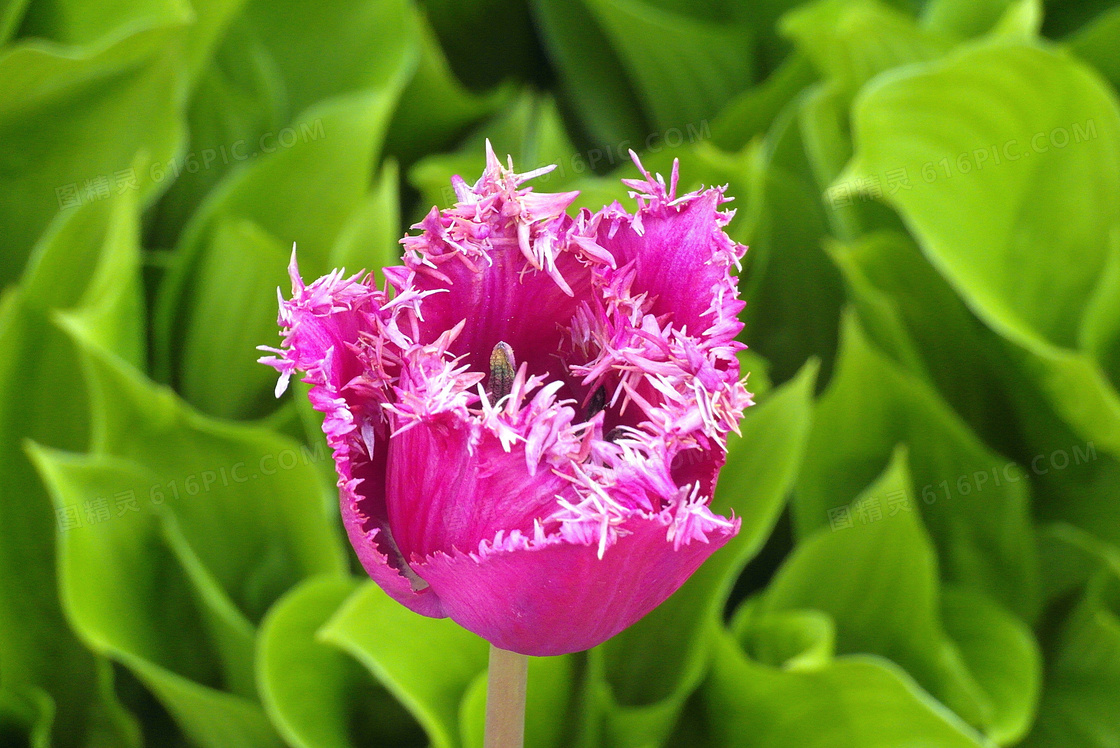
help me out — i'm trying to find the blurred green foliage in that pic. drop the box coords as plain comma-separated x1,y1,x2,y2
1,0,1119,745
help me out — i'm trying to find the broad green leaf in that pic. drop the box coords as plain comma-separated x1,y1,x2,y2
591,361,816,747
706,622,988,748
826,231,1119,552
29,448,280,748
1022,565,1120,747
0,21,186,287
710,52,818,152
529,0,649,150
770,449,997,730
843,42,1120,455
828,230,1020,456
1069,4,1120,91
845,42,1120,348
941,585,1042,745
583,0,753,132
796,313,1039,620
0,192,147,747
330,160,402,284
18,0,187,47
242,0,416,123
178,218,289,420
738,142,845,385
781,0,952,96
384,9,514,166
149,15,286,247
64,321,347,624
156,79,408,416
459,655,575,748
319,582,490,748
257,575,425,748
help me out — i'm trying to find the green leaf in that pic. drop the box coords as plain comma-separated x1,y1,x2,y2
384,10,514,166
177,217,289,420
1068,4,1120,92
737,607,836,672
796,313,1039,620
148,15,286,247
0,0,29,44
155,79,408,416
0,21,186,287
1037,523,1120,605
941,585,1042,745
770,448,998,730
421,0,545,90
1023,564,1120,747
589,361,817,747
64,321,348,624
843,42,1120,455
706,622,989,748
846,42,1120,347
781,0,952,96
18,0,188,47
319,582,489,748
582,0,754,132
710,52,818,152
827,229,1020,455
242,0,416,123
0,192,147,747
257,575,425,748
738,141,845,385
28,448,280,748
529,0,649,149
0,686,53,748
330,159,402,284
920,0,1026,40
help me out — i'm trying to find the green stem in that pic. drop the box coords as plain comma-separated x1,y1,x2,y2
484,644,528,748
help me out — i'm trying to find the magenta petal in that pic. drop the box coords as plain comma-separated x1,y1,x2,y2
592,160,746,343
384,417,573,560
341,480,446,618
414,514,738,656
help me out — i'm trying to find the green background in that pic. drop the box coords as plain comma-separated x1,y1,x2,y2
1,0,1119,745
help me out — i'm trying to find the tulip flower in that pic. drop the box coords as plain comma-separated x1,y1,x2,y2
261,145,751,657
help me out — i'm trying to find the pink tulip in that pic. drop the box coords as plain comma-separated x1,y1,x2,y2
261,145,752,656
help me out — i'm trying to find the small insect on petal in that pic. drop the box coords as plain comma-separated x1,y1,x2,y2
488,342,517,400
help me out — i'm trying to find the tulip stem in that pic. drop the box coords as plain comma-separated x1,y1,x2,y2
484,645,529,748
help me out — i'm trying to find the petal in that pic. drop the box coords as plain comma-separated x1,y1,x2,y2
341,470,446,618
409,239,593,383
593,188,744,339
413,513,738,656
385,416,573,560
